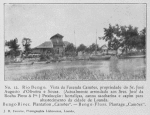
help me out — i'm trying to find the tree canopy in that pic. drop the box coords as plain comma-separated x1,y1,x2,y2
77,44,87,52
65,43,76,53
101,24,146,53
88,43,99,53
22,38,32,55
5,38,20,57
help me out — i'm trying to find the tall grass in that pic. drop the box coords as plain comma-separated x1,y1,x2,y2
8,67,145,81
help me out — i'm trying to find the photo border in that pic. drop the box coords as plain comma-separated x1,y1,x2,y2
4,3,147,81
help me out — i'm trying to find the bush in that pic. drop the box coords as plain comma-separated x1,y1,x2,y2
39,54,47,61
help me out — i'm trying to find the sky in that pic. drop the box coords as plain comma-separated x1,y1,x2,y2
5,4,146,49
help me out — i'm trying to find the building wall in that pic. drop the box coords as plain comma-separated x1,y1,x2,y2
51,37,63,43
32,49,41,54
53,46,64,56
102,49,107,54
32,48,53,54
51,36,64,56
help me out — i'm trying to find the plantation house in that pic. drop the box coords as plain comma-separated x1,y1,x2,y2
32,33,69,56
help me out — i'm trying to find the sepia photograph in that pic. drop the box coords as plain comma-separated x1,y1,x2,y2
4,3,146,81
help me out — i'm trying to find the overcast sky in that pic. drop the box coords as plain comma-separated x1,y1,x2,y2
5,4,146,49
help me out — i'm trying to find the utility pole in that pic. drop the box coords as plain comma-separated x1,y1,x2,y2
74,29,76,48
95,29,97,54
74,29,76,55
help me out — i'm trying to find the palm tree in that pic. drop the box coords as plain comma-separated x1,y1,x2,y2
22,38,32,55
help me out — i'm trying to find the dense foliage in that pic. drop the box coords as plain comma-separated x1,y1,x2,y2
22,38,32,55
101,24,146,53
77,44,87,52
5,38,20,57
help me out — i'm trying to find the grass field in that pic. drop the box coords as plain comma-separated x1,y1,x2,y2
7,66,145,81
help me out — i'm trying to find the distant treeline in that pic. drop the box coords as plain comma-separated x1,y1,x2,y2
5,24,146,57
64,24,146,54
5,38,32,57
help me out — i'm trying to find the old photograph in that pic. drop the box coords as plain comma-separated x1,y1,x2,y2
4,3,146,81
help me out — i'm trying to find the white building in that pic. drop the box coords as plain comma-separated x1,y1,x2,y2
101,45,108,54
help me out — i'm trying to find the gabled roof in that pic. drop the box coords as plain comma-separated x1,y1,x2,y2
50,33,64,39
35,41,53,49
101,44,108,50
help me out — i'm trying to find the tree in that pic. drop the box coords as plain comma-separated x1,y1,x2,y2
88,43,99,53
5,38,20,57
103,24,114,42
5,40,9,46
121,25,139,52
102,24,122,52
77,44,87,52
22,38,32,55
138,27,146,50
85,47,90,53
102,24,141,54
65,43,76,56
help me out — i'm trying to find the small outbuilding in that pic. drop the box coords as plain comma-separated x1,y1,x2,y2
101,45,108,54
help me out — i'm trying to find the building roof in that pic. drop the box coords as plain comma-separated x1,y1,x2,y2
101,44,108,50
50,33,64,39
35,41,53,49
